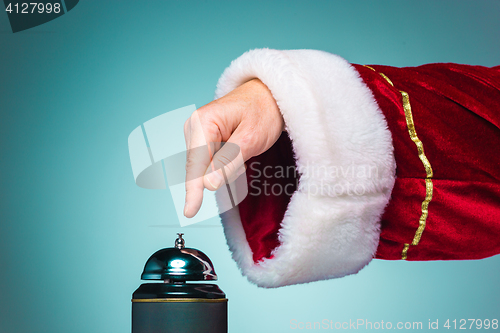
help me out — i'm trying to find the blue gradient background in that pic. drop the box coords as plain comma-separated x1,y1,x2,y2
1,1,499,332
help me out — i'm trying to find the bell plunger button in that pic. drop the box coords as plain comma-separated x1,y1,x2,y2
174,233,185,249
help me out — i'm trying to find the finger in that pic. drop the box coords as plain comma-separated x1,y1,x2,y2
225,162,247,184
184,110,220,218
205,154,246,190
203,132,247,191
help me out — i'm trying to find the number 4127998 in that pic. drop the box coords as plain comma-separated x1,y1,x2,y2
444,319,498,330
5,2,61,14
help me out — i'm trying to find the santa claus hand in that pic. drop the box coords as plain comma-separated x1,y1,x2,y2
183,78,283,218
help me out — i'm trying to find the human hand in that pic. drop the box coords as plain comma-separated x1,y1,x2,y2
183,78,284,218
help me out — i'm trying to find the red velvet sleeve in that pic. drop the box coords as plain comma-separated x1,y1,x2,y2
353,63,500,260
236,62,500,265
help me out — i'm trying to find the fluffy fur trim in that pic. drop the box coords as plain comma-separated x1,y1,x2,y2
214,49,396,288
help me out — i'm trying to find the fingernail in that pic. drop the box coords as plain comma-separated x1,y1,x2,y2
206,171,223,190
184,203,189,217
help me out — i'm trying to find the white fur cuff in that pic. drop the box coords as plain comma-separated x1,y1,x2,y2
215,49,396,288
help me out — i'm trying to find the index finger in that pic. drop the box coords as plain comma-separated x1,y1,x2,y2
183,109,221,218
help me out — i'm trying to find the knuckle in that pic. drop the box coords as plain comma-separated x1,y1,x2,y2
194,106,214,122
218,155,234,169
238,133,254,152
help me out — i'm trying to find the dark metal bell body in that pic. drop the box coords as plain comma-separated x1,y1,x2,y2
132,234,227,333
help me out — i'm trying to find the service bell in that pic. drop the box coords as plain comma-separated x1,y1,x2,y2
132,233,228,333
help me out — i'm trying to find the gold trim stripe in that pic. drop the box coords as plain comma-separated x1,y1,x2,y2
364,65,434,260
132,298,228,303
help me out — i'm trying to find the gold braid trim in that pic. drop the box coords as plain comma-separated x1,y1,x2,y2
364,65,434,260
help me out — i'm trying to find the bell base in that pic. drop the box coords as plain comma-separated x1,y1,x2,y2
132,283,227,333
132,300,227,333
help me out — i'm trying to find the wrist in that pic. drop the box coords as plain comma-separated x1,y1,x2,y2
250,78,284,131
